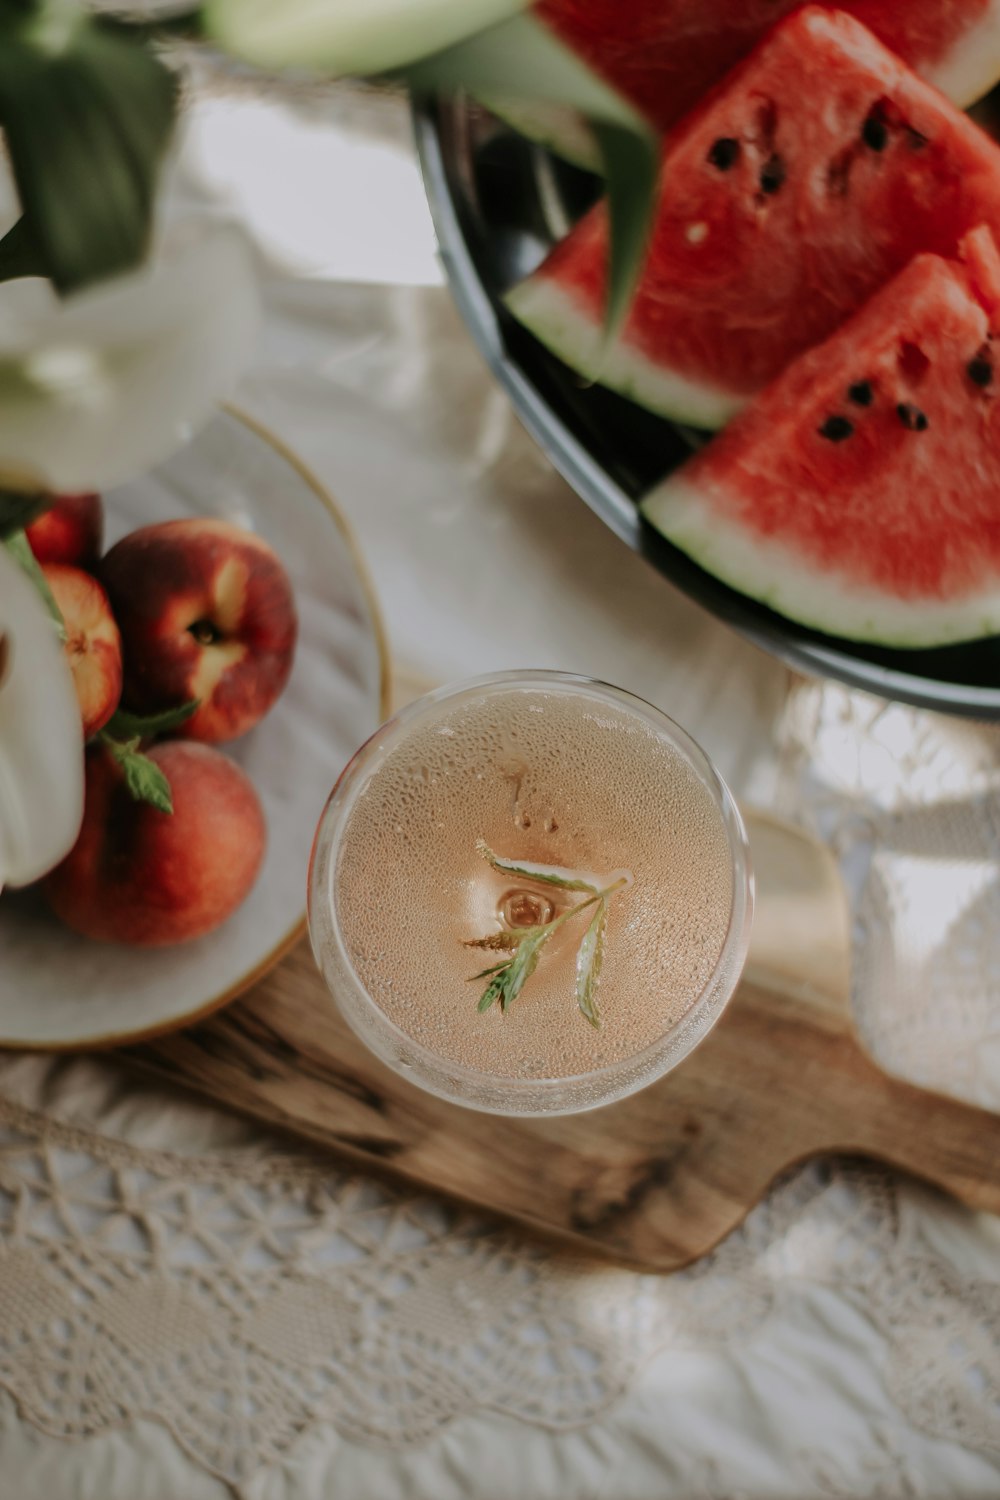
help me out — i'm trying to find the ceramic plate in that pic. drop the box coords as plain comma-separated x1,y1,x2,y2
0,407,389,1049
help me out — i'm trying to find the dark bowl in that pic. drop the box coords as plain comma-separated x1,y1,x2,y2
414,95,1000,719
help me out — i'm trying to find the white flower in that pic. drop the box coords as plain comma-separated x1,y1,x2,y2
0,224,260,492
204,0,526,73
0,545,84,889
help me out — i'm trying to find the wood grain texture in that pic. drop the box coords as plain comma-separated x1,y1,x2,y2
125,810,1000,1272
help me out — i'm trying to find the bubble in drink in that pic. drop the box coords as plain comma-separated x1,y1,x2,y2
332,686,735,1083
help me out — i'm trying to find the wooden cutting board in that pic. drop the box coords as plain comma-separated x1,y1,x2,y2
125,808,1000,1272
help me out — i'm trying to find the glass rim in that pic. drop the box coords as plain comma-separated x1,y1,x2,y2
308,670,754,1106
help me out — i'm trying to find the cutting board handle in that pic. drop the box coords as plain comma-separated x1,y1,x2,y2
743,809,1000,1216
821,1038,1000,1214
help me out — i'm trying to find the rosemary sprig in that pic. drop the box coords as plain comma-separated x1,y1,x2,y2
473,926,553,1015
466,843,628,1027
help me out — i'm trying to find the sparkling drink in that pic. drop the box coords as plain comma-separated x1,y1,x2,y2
309,673,753,1115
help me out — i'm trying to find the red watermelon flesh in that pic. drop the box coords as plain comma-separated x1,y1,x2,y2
507,7,1000,427
534,0,1000,147
640,227,1000,647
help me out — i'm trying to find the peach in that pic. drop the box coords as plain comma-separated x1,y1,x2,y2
43,565,122,738
101,519,297,743
26,493,103,568
44,740,266,946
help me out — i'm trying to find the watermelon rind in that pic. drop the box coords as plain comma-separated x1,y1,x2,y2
506,275,743,428
641,475,1000,648
924,0,1000,106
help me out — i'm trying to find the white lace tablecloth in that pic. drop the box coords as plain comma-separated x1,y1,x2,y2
2,75,1000,1500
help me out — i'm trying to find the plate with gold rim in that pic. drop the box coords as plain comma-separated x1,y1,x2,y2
0,406,390,1050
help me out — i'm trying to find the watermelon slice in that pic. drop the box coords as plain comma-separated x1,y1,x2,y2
640,228,1000,648
507,8,1000,427
501,0,1000,166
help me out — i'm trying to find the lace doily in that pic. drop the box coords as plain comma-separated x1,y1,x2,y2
0,1090,995,1496
3,689,1000,1499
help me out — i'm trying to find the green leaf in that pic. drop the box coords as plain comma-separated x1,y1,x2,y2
100,733,174,813
121,751,173,814
4,528,66,640
0,489,48,539
0,216,47,285
497,929,548,1012
0,4,178,294
472,926,551,1015
105,699,199,739
592,122,660,349
203,0,526,74
402,13,659,342
476,839,598,893
477,970,508,1013
575,898,607,1029
469,958,515,980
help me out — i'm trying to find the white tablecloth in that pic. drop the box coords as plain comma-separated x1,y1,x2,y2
1,71,999,1500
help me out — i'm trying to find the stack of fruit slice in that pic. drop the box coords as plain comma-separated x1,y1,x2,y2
506,5,1000,647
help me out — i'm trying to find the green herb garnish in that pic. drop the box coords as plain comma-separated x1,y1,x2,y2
466,842,629,1029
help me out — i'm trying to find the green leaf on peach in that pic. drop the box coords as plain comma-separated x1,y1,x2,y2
100,733,174,814
106,699,200,739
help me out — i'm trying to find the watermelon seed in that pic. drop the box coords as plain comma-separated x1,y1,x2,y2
861,113,888,152
896,403,929,431
819,416,853,442
907,128,929,151
685,222,709,245
759,155,786,195
708,138,740,171
847,381,874,407
968,356,993,387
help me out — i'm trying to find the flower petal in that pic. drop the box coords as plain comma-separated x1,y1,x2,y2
204,0,527,74
0,545,84,888
0,225,259,491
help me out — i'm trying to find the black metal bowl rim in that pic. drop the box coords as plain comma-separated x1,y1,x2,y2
414,98,1000,720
